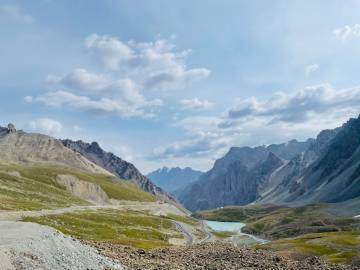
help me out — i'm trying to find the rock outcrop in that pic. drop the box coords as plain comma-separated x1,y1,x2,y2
56,174,109,205
7,123,16,133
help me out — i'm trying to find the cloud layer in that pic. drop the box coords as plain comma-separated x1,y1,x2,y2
151,83,360,161
180,98,213,110
27,34,210,118
222,84,360,125
85,34,210,89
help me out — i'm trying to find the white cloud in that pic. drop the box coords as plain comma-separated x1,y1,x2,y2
85,34,133,70
180,98,213,110
305,64,319,76
28,68,162,118
25,90,161,118
334,24,360,41
29,34,209,120
60,68,110,92
151,132,229,160
222,84,360,124
0,5,33,24
85,34,210,89
28,118,63,136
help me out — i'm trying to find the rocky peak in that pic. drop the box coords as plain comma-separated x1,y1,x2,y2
7,123,16,133
62,139,176,204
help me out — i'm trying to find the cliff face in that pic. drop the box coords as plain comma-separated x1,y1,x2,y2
178,150,284,212
62,139,176,203
258,117,360,206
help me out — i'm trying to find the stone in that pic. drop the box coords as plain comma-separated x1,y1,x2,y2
7,123,16,133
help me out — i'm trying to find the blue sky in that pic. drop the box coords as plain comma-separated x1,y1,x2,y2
2,0,360,173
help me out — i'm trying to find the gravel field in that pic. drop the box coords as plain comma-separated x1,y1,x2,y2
88,241,360,270
0,221,123,270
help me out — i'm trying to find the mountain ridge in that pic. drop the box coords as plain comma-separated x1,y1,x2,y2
147,166,203,195
62,139,176,203
178,120,360,211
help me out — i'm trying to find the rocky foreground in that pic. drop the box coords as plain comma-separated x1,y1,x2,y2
88,241,360,270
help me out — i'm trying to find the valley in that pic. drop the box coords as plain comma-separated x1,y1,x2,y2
0,120,360,269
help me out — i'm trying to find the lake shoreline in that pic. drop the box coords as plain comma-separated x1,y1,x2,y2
205,220,268,246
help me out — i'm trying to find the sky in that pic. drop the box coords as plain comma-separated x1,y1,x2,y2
2,0,360,173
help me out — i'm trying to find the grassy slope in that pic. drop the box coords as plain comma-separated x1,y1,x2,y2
0,163,155,210
259,231,360,264
23,209,183,249
194,204,360,264
164,213,199,226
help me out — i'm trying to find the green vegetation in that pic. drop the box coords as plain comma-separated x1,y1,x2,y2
192,204,283,223
164,213,199,226
212,230,235,238
194,204,360,240
23,209,183,249
196,203,360,264
0,163,155,210
259,231,360,264
0,166,88,210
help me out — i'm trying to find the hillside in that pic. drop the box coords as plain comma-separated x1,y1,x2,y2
0,163,156,211
62,139,175,203
0,124,109,175
258,116,360,207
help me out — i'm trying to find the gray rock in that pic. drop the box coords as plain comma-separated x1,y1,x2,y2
62,139,177,204
7,123,16,133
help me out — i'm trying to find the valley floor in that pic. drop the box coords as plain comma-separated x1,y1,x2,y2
0,202,359,269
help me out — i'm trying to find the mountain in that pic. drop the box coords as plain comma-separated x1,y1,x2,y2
258,116,360,206
62,139,176,203
0,124,109,175
178,148,284,211
147,167,203,194
180,115,360,212
257,127,341,204
0,123,174,203
267,139,314,160
177,137,335,212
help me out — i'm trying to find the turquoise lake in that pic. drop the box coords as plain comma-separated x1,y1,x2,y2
206,221,246,232
206,220,268,245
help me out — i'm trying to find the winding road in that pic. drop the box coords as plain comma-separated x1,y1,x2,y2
174,222,194,245
199,220,214,243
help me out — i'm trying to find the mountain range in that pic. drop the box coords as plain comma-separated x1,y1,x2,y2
147,167,203,195
0,123,174,204
178,116,360,212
